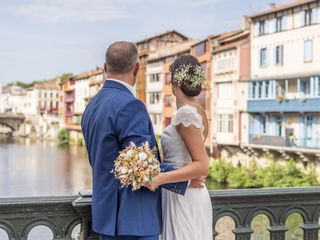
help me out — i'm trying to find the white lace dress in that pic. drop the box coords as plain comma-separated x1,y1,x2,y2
160,105,213,240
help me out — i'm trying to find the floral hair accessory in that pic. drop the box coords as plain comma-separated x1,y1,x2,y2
172,64,205,88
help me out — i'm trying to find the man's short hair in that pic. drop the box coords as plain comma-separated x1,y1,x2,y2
105,41,139,74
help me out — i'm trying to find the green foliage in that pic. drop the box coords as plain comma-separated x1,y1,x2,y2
208,159,232,184
208,159,319,189
57,129,70,146
6,73,73,89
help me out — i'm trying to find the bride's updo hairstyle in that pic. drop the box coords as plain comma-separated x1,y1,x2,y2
169,55,205,97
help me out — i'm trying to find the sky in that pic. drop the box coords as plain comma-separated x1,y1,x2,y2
0,0,290,84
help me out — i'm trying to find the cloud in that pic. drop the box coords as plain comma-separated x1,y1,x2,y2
0,0,130,23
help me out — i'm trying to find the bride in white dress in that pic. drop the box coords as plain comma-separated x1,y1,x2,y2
145,55,213,240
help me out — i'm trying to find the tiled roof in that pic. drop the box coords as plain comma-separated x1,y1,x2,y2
34,82,59,90
250,0,317,18
211,29,250,53
72,67,103,80
135,30,189,45
148,40,198,61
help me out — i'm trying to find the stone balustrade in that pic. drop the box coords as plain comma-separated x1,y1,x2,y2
0,187,320,240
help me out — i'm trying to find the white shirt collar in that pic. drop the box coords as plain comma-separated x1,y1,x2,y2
107,78,135,96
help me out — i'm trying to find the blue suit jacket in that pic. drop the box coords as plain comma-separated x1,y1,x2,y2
81,80,188,236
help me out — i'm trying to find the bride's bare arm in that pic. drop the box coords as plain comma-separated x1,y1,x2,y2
145,124,209,191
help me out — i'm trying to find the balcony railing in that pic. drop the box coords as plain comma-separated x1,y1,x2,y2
247,98,320,113
249,134,320,149
0,187,320,240
65,111,73,117
65,96,75,103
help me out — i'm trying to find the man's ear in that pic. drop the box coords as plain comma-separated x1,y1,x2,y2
104,63,108,74
133,62,139,76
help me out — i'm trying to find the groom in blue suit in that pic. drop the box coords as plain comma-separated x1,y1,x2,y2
81,41,188,240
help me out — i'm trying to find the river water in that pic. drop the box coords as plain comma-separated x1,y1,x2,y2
0,136,92,198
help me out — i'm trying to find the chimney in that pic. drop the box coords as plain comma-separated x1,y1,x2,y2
269,2,277,9
242,16,251,30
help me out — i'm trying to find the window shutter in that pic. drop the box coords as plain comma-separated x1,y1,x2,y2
304,40,313,62
272,18,277,33
273,47,277,65
282,16,287,30
265,20,269,34
300,11,306,27
280,46,284,65
255,22,260,36
249,82,253,99
265,48,269,66
312,116,317,146
315,76,320,96
312,8,318,24
300,115,306,146
310,77,315,97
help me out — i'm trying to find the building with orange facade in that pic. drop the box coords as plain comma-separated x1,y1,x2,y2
190,38,214,151
135,30,190,104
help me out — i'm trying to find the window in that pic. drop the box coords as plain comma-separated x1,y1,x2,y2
276,81,285,97
300,79,311,96
275,46,284,65
306,116,313,139
218,114,233,133
258,20,266,35
300,9,317,26
165,73,171,85
252,82,256,98
261,115,268,134
149,92,161,104
150,74,161,83
318,77,320,96
301,10,310,26
275,17,283,32
150,114,161,125
265,81,270,98
260,48,268,67
165,117,172,127
311,8,318,24
275,116,282,137
304,40,313,62
217,83,233,99
164,95,171,107
258,82,262,98
194,42,206,56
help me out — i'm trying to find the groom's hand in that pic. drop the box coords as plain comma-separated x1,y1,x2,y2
189,175,206,188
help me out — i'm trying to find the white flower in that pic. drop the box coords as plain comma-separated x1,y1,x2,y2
121,167,128,174
138,152,147,161
126,149,133,157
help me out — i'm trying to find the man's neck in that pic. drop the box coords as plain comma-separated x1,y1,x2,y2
107,74,133,86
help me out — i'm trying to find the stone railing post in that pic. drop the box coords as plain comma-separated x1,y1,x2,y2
232,227,253,240
301,223,320,240
72,191,99,240
267,225,287,240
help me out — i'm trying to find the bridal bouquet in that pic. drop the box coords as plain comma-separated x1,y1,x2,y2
112,142,160,191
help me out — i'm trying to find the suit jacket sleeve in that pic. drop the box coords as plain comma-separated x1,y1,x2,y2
116,99,188,195
116,99,153,148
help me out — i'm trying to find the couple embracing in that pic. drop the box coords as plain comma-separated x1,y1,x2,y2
81,41,213,240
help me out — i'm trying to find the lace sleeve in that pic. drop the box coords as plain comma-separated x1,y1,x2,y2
172,105,203,129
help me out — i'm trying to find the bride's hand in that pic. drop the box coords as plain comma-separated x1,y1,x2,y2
144,173,166,191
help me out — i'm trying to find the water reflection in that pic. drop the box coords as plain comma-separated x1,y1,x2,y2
0,136,92,198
